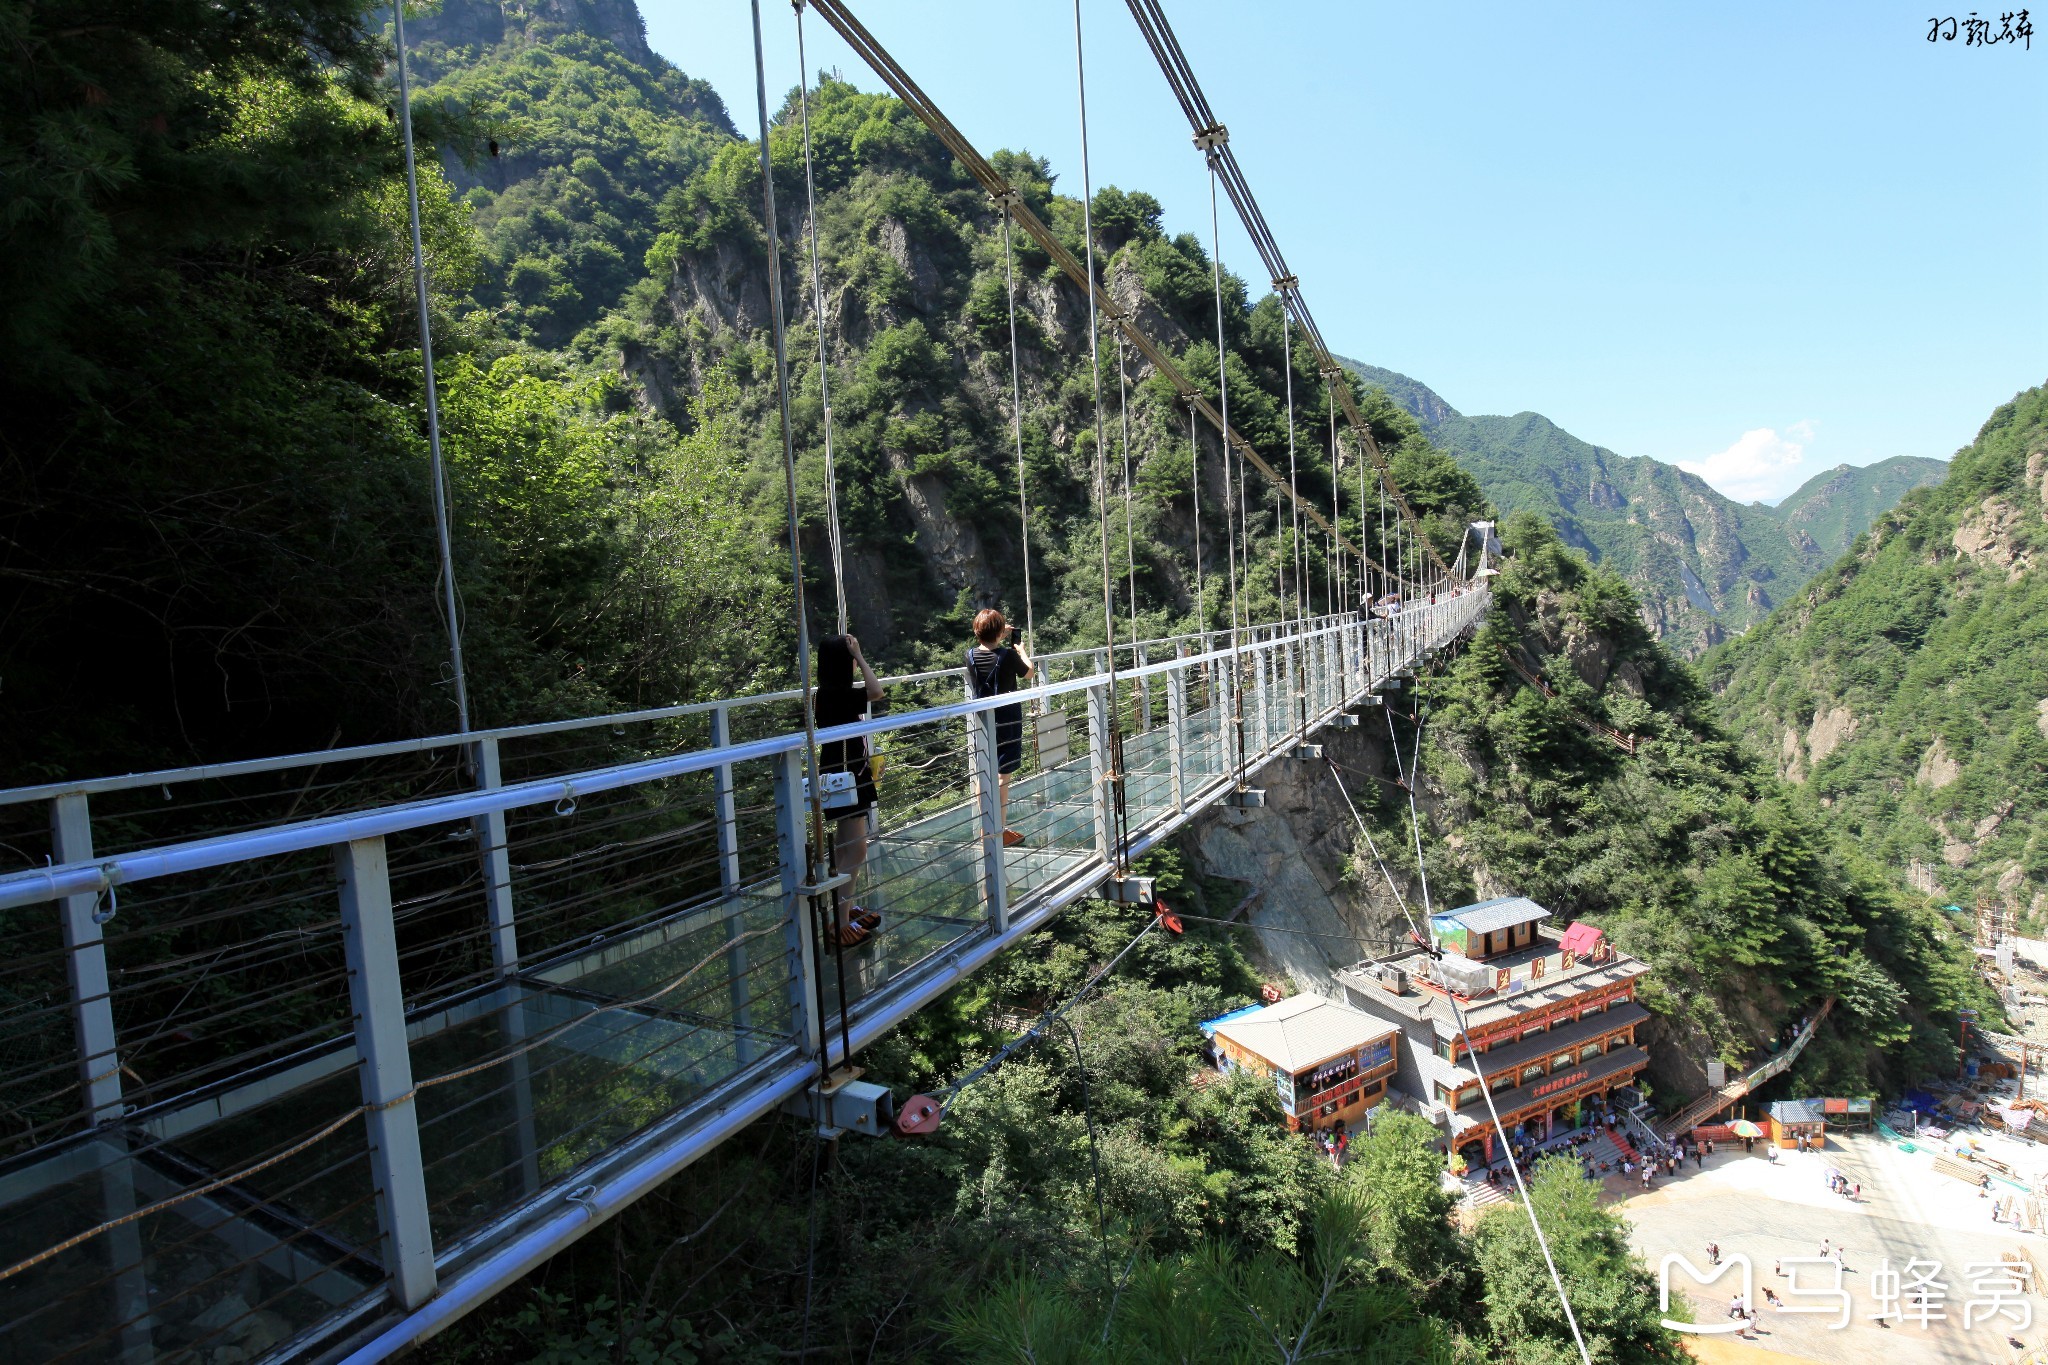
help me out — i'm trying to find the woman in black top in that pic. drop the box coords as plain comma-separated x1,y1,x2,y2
813,634,883,945
966,608,1033,846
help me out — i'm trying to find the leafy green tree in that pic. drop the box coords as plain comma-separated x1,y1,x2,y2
1470,1161,1686,1365
948,1191,1453,1364
1342,1110,1468,1314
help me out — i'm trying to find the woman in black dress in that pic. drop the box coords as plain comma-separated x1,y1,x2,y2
966,608,1034,845
813,634,883,945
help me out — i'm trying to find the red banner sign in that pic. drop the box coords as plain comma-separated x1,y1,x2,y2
1532,1066,1590,1100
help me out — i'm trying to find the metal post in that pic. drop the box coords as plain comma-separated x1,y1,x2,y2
1254,632,1271,756
52,793,123,1125
1167,649,1187,813
711,706,756,1065
970,711,1010,934
335,836,436,1309
772,751,822,1060
471,738,517,975
1087,684,1113,863
92,1133,154,1361
1136,642,1151,731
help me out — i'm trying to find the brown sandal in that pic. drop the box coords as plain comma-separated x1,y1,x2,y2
827,922,870,949
851,906,881,931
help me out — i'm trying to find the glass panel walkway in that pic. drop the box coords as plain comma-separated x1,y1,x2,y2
0,592,1487,1363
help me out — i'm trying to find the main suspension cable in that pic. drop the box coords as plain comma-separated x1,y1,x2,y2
801,0,1363,561
1120,0,1456,582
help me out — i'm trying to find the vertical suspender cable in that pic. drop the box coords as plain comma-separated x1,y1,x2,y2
392,1,471,734
1329,382,1341,615
1197,130,1246,787
752,0,833,1068
1116,333,1139,646
793,4,848,634
999,212,1036,654
1280,295,1303,631
1072,0,1129,870
1188,401,1205,632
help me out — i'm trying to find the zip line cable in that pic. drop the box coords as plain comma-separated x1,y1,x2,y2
1445,985,1597,1365
793,4,849,633
392,0,471,733
1383,678,1593,1365
999,209,1036,653
1072,0,1130,871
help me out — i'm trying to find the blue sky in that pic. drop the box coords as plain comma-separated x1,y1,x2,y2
644,2,2047,504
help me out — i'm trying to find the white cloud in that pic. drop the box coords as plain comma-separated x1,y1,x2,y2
1679,420,1817,503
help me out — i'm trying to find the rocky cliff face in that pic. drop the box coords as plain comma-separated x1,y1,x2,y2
407,0,655,66
1179,719,1412,992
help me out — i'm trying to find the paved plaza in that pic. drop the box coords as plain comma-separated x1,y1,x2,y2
1613,1131,2041,1365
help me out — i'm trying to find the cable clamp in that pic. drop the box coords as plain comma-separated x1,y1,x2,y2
92,864,119,926
1271,273,1298,293
989,187,1022,209
1192,123,1228,151
565,1183,599,1213
554,785,577,818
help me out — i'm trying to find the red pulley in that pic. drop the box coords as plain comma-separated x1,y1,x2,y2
894,1094,942,1136
1153,901,1183,934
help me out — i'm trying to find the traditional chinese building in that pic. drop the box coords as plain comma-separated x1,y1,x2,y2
1202,994,1403,1133
1331,896,1650,1165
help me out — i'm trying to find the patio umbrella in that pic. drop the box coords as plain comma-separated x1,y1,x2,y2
1729,1119,1764,1139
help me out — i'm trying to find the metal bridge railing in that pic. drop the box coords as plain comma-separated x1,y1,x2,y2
0,591,1487,1364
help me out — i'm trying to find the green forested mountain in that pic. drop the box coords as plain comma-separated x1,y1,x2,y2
1348,512,1986,1099
1770,455,1949,558
1337,359,1945,657
1706,383,2048,924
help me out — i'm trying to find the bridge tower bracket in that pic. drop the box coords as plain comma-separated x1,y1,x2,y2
782,1077,896,1140
1103,874,1157,906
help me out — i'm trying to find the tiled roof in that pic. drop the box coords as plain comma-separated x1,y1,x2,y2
1211,994,1401,1074
1435,896,1551,935
1557,921,1604,955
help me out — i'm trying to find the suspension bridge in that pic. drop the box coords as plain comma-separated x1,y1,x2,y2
0,2,1499,1361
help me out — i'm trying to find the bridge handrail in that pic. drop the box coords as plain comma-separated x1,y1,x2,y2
0,588,1488,1363
0,607,1433,912
0,613,1360,810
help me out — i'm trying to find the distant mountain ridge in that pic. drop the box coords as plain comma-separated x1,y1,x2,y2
1337,358,1945,654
